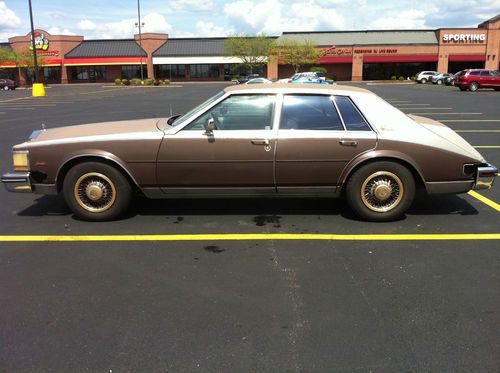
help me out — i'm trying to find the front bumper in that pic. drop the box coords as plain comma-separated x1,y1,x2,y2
1,172,32,193
473,163,497,190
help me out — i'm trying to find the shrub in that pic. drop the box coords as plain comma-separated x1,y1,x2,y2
130,78,141,85
121,79,129,85
399,76,405,81
163,79,171,85
310,66,327,74
390,75,397,80
114,78,122,85
411,76,416,81
153,79,161,86
144,79,155,85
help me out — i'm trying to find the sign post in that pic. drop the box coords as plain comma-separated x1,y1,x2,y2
28,0,45,97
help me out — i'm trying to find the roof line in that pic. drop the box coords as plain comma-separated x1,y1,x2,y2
281,29,438,35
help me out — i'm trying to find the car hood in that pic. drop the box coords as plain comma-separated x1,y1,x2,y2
20,118,163,147
408,114,484,161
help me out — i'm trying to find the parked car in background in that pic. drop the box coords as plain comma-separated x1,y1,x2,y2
431,73,454,85
0,79,17,90
455,69,500,91
277,71,327,83
245,78,273,84
2,84,496,222
415,71,438,83
235,74,261,84
291,77,335,85
445,73,457,86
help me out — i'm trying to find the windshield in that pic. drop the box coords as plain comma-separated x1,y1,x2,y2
170,91,225,127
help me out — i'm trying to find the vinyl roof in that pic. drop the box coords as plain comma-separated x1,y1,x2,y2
153,38,229,57
277,30,438,46
65,40,146,58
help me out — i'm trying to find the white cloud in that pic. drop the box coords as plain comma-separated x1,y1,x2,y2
47,26,76,36
370,10,428,29
76,13,172,39
0,1,21,30
195,21,235,37
224,0,346,34
169,0,214,11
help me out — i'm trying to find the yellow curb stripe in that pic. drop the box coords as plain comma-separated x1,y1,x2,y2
456,130,500,133
473,146,500,148
0,233,499,242
468,191,500,212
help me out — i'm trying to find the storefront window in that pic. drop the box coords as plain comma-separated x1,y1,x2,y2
224,64,264,80
362,62,437,80
43,67,61,82
70,66,107,82
190,64,220,78
0,68,16,80
121,65,147,79
154,64,185,79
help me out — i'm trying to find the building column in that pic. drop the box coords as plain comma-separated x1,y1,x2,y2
61,62,69,84
145,54,154,80
351,55,363,81
437,53,448,73
267,57,278,80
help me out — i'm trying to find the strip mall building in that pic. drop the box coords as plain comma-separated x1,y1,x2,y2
0,14,498,84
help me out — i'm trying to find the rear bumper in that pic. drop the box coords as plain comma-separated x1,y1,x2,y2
1,172,32,193
473,163,497,190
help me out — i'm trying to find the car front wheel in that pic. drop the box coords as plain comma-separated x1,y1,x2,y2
436,79,443,85
421,78,427,84
3,86,9,91
346,161,415,221
63,162,132,221
469,82,479,91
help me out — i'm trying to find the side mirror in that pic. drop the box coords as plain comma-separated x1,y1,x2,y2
204,118,216,136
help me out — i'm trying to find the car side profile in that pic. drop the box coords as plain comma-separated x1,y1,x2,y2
415,71,438,83
455,69,500,91
0,78,17,90
2,84,496,222
431,73,454,85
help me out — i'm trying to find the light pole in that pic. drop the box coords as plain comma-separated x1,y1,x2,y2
135,0,144,81
28,0,39,83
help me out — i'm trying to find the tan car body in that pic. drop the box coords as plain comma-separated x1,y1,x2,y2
2,84,496,202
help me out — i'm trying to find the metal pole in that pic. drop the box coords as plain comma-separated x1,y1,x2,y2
137,0,144,81
28,0,39,83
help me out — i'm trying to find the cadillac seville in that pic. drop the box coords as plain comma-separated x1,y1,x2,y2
2,84,497,221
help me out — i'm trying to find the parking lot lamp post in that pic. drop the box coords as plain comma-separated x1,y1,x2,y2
28,0,39,83
135,0,144,81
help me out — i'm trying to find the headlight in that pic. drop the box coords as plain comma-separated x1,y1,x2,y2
13,150,29,172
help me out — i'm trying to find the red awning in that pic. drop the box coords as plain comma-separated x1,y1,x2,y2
363,55,438,63
64,57,144,66
448,54,486,62
319,56,353,64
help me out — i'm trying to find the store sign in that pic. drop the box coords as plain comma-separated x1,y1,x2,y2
354,48,398,54
442,34,486,43
29,31,49,51
322,46,351,56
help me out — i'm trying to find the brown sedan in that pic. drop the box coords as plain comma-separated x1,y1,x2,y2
2,84,497,221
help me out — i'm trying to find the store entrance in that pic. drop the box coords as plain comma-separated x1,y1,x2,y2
363,62,437,80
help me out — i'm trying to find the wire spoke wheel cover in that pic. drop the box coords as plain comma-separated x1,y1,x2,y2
74,172,116,213
360,171,404,212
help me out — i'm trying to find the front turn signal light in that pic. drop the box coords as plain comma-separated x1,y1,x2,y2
13,151,29,172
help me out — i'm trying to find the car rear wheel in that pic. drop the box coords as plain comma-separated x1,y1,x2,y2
3,86,9,91
469,82,479,91
346,161,415,221
421,78,427,84
63,162,132,221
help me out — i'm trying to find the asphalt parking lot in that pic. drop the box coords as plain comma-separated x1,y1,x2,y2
0,82,499,371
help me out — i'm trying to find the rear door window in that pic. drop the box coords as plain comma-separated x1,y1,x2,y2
280,95,343,130
334,96,371,131
470,71,480,76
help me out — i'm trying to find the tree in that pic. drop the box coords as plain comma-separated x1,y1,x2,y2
224,34,275,74
277,39,321,73
0,47,17,65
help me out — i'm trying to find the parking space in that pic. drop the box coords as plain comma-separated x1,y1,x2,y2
0,83,498,371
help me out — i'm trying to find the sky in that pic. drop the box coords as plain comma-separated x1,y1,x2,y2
0,0,499,42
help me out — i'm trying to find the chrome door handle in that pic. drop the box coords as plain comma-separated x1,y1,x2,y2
251,139,270,145
339,140,358,146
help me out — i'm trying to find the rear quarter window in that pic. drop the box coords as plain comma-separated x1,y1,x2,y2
334,96,371,131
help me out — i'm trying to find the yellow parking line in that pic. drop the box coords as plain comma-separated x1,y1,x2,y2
456,130,500,132
473,146,500,148
468,191,500,212
403,107,452,110
0,233,499,242
393,104,430,106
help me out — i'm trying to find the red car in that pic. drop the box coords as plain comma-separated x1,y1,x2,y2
0,79,17,91
455,69,500,91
